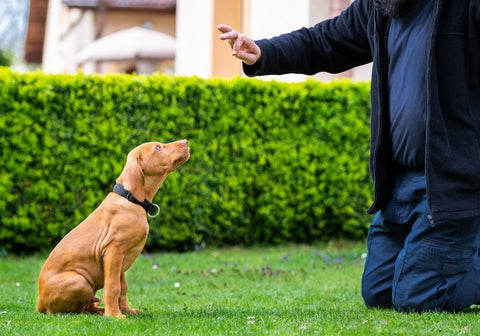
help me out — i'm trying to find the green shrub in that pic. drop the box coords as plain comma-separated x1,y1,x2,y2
0,50,13,67
0,68,372,253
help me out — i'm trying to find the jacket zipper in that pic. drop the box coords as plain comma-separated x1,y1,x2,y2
369,11,389,214
424,0,443,224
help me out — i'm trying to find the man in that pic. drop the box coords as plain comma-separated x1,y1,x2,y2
218,0,480,312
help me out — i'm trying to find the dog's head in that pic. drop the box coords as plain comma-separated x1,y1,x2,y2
131,140,190,175
117,140,190,201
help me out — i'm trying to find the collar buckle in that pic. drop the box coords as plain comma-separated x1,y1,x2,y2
112,183,160,217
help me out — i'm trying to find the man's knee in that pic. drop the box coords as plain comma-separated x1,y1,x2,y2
362,282,393,308
393,288,467,313
364,284,450,312
392,294,428,312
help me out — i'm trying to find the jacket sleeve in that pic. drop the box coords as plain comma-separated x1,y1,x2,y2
244,0,373,77
476,0,480,22
477,1,480,28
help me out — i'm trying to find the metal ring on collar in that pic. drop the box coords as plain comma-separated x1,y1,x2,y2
147,203,161,218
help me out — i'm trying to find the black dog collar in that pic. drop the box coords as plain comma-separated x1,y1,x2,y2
112,183,160,217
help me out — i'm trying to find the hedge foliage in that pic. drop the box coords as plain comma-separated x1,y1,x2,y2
0,67,372,253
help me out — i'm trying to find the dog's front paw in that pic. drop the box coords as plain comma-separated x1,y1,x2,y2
108,312,127,319
105,309,127,319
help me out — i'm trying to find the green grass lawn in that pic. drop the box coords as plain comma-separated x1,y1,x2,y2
1,241,480,335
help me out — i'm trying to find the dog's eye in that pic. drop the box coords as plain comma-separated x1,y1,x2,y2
155,145,163,151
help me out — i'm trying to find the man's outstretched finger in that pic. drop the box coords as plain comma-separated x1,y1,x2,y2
219,31,239,41
217,24,235,34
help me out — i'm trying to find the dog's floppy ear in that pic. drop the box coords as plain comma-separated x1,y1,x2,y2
118,153,146,201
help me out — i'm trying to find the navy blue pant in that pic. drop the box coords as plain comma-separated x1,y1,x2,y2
361,167,480,312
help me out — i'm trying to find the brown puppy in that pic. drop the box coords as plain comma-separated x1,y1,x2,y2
37,140,190,318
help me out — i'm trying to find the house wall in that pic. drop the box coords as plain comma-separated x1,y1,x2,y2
41,0,371,80
211,0,243,78
101,11,176,37
175,0,371,81
43,0,96,73
42,0,176,74
175,0,213,77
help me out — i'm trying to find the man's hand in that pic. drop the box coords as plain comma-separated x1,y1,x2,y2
217,24,262,65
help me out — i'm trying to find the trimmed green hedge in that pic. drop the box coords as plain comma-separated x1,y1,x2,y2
0,67,372,253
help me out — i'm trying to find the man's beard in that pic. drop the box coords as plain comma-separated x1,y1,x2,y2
372,0,415,18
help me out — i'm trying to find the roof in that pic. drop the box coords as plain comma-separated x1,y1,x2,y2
63,0,176,11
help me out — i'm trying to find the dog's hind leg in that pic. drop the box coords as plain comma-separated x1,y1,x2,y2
38,271,95,314
83,297,105,315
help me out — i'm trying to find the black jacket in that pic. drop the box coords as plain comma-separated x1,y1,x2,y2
244,0,480,221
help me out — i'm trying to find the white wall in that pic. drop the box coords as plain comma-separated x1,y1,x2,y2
247,0,310,82
42,0,63,73
245,0,371,82
175,0,213,77
43,0,95,73
249,0,309,39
